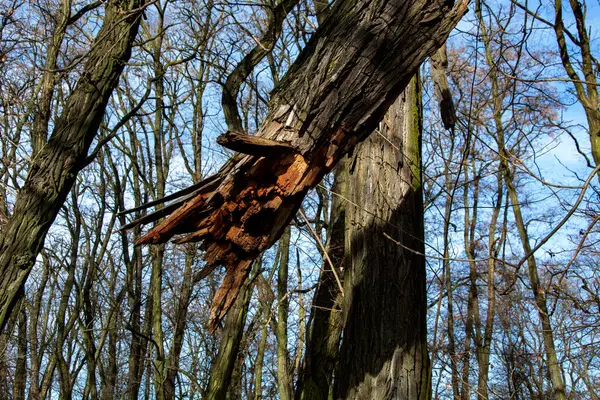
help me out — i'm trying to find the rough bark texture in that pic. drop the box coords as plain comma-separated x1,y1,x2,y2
14,308,27,400
130,0,468,329
0,0,145,332
205,274,254,400
334,76,430,400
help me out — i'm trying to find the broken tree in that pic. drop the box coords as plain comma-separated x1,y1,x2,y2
126,0,469,330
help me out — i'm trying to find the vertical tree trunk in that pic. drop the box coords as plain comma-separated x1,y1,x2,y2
13,307,27,400
334,75,430,400
27,256,50,400
502,158,567,400
475,1,567,397
441,134,460,400
474,157,503,400
206,271,255,400
0,0,146,333
295,160,346,400
150,8,169,396
276,227,293,400
164,250,196,400
253,258,281,400
56,194,82,400
294,251,306,375
461,150,479,400
111,124,147,400
100,279,120,400
253,324,268,400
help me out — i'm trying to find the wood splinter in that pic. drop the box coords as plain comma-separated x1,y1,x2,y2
216,131,300,157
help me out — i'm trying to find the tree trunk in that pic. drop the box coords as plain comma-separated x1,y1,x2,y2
205,272,255,400
474,151,502,400
13,307,27,400
0,0,146,333
295,160,346,400
110,122,147,400
333,75,430,400
475,0,567,397
438,123,460,400
502,158,567,400
128,0,468,329
253,278,275,400
164,250,196,400
276,227,293,400
27,255,50,400
55,194,82,400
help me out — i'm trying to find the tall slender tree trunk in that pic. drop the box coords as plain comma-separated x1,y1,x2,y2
206,269,255,400
295,160,346,400
461,148,479,400
164,250,196,400
100,266,120,400
150,8,169,396
276,227,293,400
254,277,276,400
111,123,147,400
502,160,566,400
27,256,50,400
334,75,430,400
475,1,567,397
0,0,146,333
13,308,27,400
439,129,460,399
55,194,82,400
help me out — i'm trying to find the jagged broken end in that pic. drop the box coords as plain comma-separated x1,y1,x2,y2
208,258,254,333
129,146,331,331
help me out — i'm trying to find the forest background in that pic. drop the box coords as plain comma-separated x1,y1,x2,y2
1,0,600,398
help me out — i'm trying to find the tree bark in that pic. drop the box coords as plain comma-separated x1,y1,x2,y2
276,227,294,400
55,193,82,400
333,75,430,400
129,0,468,329
13,307,27,400
0,0,146,333
205,271,255,400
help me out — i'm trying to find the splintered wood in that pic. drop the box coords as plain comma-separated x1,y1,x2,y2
136,148,324,331
217,131,299,157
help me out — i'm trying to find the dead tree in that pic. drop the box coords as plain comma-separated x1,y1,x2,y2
124,0,469,330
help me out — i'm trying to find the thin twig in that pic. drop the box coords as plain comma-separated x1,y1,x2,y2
298,208,344,297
